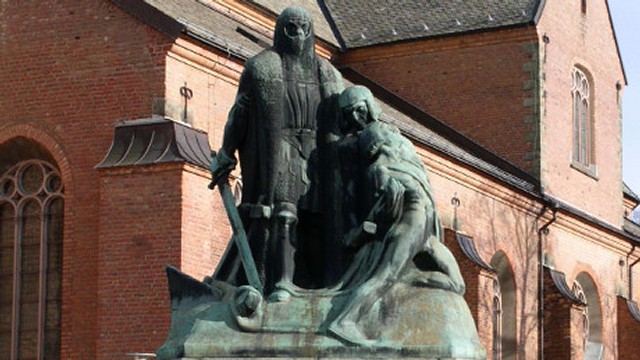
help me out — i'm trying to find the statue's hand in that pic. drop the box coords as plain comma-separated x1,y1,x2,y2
344,221,377,248
208,149,237,189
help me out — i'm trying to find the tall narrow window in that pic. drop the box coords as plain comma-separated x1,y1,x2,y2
573,274,604,360
572,67,593,167
490,253,517,360
0,160,63,360
581,0,587,15
492,278,503,360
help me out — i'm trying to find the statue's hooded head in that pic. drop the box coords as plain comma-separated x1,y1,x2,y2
274,7,315,58
339,85,382,134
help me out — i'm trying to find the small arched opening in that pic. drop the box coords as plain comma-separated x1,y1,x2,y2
490,252,517,360
573,272,603,360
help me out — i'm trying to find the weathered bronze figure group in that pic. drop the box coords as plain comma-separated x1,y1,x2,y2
158,7,485,358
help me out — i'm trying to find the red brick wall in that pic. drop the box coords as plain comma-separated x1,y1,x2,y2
632,264,640,301
161,39,244,282
445,230,481,325
161,35,246,284
445,229,496,358
339,27,540,175
545,214,628,360
164,38,244,149
537,0,625,226
180,165,231,281
0,1,172,358
617,297,640,359
543,269,585,359
97,164,183,358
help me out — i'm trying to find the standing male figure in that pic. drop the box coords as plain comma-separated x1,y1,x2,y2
210,7,343,301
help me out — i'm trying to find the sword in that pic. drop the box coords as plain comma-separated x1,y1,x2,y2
209,153,263,294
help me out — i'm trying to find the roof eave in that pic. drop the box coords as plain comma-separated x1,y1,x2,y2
110,0,257,62
624,182,640,203
109,0,183,38
532,0,547,25
341,22,538,51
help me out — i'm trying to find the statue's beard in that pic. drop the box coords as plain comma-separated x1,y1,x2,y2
284,38,305,55
276,34,316,77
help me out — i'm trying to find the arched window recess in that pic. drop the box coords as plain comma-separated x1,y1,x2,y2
0,159,64,360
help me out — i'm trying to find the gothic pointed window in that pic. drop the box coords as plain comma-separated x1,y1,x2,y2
0,160,63,360
572,67,594,170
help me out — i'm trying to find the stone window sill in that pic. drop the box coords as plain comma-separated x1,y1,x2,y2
571,161,599,180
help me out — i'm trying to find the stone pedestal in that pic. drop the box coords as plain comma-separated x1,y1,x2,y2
157,268,485,359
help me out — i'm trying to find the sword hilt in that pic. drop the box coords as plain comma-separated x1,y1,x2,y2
208,150,234,190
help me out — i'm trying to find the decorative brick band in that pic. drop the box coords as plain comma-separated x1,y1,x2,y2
0,122,73,187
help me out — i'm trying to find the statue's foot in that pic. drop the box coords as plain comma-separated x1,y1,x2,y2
267,289,292,303
233,285,263,318
327,319,378,346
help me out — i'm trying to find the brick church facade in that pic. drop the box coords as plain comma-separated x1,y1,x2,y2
1,0,639,359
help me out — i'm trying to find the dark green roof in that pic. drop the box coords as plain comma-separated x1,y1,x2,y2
323,0,543,48
236,1,544,49
130,0,546,51
624,182,640,202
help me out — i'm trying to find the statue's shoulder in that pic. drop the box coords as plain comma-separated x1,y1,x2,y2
316,56,342,84
369,121,397,135
244,49,283,81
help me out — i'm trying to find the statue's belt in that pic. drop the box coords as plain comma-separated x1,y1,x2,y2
281,128,316,135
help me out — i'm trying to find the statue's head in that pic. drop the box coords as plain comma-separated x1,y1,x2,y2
274,7,314,56
339,86,382,134
358,122,396,162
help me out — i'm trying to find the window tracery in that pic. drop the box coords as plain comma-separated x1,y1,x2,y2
0,159,63,359
492,278,503,360
572,67,593,168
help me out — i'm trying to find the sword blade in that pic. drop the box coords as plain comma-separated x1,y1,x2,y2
218,177,264,293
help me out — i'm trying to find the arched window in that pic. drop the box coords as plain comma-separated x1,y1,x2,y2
573,273,604,360
572,67,594,168
492,278,503,360
0,159,63,360
490,253,517,360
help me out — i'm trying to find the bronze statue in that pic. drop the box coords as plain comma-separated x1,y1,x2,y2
158,8,484,359
209,6,343,301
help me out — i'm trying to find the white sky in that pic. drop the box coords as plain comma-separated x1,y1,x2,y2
609,3,640,195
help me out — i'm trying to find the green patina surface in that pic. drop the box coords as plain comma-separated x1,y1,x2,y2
157,272,484,359
158,6,485,359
